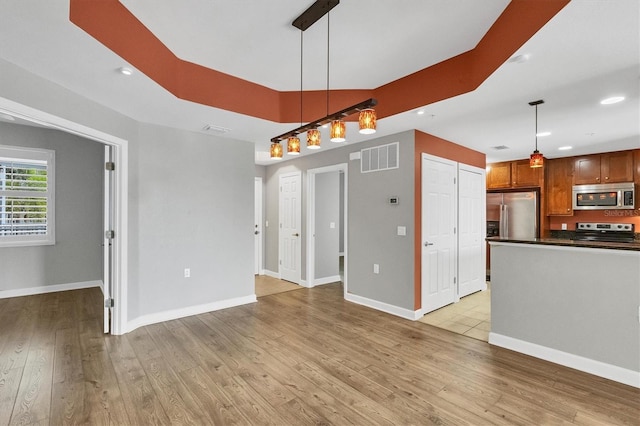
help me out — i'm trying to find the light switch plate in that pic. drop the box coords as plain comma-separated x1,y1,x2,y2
397,226,406,236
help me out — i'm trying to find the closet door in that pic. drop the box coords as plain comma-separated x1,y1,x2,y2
458,164,486,298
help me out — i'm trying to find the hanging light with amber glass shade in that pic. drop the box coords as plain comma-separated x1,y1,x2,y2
358,108,377,134
529,99,544,168
270,142,283,160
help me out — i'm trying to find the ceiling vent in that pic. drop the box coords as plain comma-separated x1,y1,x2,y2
491,145,510,150
202,124,231,134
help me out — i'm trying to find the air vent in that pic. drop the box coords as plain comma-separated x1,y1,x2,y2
202,124,231,134
491,145,510,150
361,142,399,173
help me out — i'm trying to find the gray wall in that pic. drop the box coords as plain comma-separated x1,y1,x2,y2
265,130,416,310
314,171,340,280
0,122,103,290
133,123,255,316
491,243,640,373
0,58,255,327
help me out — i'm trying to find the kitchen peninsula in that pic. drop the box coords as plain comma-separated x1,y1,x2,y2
487,238,640,388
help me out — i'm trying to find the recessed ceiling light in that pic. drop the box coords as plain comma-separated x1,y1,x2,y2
600,96,624,105
118,67,133,76
416,109,425,115
202,124,231,134
558,146,572,151
508,54,530,64
536,131,551,137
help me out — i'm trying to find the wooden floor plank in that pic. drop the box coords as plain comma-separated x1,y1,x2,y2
0,283,638,425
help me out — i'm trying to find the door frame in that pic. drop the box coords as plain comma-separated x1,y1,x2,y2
254,177,263,275
0,96,129,335
306,163,348,291
278,171,302,284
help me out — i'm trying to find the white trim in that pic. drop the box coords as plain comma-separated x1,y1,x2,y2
264,269,280,279
345,292,422,321
0,280,101,299
254,177,263,275
489,332,640,388
0,96,129,335
126,294,257,333
312,275,341,287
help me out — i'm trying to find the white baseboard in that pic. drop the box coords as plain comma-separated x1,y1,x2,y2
311,275,341,287
345,292,421,321
0,280,102,299
489,332,640,388
264,269,280,279
125,294,258,333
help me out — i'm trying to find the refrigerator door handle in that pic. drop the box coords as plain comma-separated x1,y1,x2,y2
500,204,508,238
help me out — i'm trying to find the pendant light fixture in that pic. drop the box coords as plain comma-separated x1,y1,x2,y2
270,141,283,160
326,11,345,143
287,136,300,155
271,1,378,151
288,31,304,156
358,108,377,134
529,99,544,168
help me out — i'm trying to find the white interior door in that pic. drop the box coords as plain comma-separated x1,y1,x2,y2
422,154,457,314
103,145,114,333
458,165,487,298
279,172,301,283
254,177,263,275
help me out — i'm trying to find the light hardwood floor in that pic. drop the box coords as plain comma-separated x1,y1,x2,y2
0,284,638,425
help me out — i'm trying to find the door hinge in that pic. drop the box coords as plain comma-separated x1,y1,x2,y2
453,177,456,184
105,298,114,308
105,161,115,171
105,230,115,239
454,227,457,234
454,277,457,284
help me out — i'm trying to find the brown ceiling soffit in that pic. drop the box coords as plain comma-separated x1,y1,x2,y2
69,0,569,124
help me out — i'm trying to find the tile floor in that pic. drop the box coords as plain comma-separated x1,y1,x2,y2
418,283,491,342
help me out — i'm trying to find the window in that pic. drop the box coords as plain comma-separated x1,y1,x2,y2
0,145,55,247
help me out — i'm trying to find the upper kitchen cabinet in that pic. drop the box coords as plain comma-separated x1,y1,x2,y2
546,157,573,216
487,159,542,189
634,149,640,183
573,151,634,185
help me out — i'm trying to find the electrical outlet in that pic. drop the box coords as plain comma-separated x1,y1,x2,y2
373,264,379,274
184,268,191,278
561,223,567,230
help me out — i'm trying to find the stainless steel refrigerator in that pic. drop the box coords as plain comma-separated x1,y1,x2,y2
486,190,539,240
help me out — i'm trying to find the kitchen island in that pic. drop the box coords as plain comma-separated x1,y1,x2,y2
487,238,640,388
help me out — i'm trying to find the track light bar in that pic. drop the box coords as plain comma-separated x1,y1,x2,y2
270,98,377,143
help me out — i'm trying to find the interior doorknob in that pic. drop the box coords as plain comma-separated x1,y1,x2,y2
292,233,300,237
424,241,434,246
254,231,260,235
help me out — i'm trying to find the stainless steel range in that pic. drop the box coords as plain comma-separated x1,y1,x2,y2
573,222,636,243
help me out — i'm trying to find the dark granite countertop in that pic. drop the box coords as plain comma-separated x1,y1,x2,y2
486,237,640,252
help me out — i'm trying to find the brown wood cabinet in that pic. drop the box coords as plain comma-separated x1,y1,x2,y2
545,157,573,216
634,149,640,184
573,151,634,185
487,159,542,189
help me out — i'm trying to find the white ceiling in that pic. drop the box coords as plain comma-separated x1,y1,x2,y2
0,0,638,165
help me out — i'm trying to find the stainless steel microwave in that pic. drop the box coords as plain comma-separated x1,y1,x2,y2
572,182,636,210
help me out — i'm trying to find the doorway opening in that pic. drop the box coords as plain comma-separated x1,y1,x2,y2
307,163,347,294
0,96,129,335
